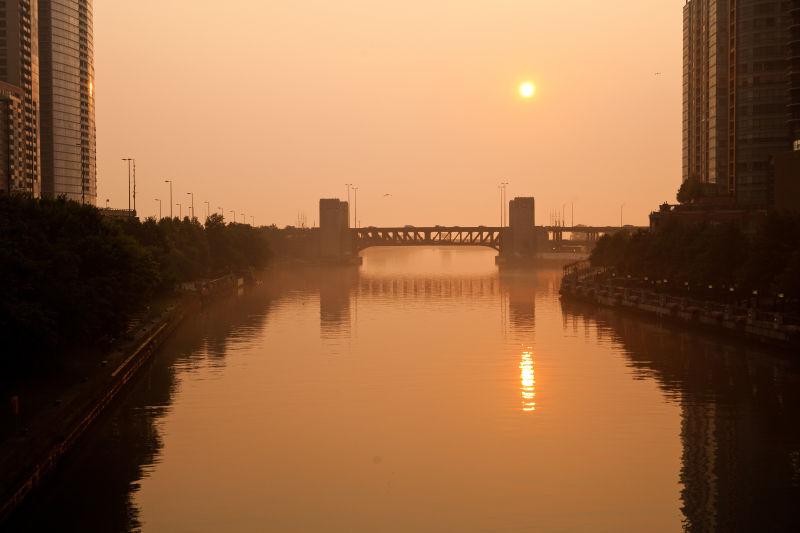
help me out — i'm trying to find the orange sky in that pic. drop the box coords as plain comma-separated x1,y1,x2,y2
95,1,681,227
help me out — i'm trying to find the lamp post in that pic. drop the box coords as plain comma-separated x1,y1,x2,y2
562,203,566,228
241,213,245,225
186,192,194,220
620,203,626,227
164,180,173,218
229,210,236,223
498,181,509,226
105,198,109,209
155,198,162,219
218,206,223,220
345,183,353,226
251,215,255,226
204,201,210,222
176,203,182,219
352,187,359,228
123,158,133,212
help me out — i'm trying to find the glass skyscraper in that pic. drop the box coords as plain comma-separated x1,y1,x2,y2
38,0,96,204
683,0,794,207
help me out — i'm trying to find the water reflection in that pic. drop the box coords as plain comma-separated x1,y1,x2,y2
519,348,536,412
5,249,800,532
560,299,800,532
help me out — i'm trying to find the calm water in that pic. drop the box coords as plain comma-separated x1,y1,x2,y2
8,248,800,532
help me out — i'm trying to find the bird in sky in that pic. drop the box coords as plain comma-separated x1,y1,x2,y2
383,193,391,197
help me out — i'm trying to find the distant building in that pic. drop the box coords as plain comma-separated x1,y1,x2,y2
0,0,41,196
39,0,97,204
683,0,798,208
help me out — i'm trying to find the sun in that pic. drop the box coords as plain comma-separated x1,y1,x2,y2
518,81,536,99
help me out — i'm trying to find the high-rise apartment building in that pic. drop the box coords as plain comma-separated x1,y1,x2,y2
683,0,796,207
38,0,96,204
0,0,41,196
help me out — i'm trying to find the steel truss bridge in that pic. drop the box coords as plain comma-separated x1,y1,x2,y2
351,225,640,252
353,227,504,251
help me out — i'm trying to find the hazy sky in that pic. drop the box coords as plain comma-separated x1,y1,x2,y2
95,1,681,227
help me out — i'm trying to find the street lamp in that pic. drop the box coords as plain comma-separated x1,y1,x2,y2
498,181,509,226
155,198,162,219
176,203,182,219
251,215,255,226
241,213,246,225
218,206,223,220
164,180,173,218
122,158,133,212
345,183,353,226
352,187,359,228
620,203,626,227
229,210,236,223
204,201,210,222
186,192,194,220
105,198,109,209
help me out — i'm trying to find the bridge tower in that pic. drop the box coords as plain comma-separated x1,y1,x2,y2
499,197,537,264
319,199,353,262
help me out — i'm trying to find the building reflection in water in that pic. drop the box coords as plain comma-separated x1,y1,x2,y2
560,299,800,532
501,270,544,413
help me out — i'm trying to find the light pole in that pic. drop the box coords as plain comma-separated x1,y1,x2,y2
562,203,566,227
204,201,210,222
229,210,236,223
155,198,162,219
503,182,509,225
176,203,182,219
186,192,194,220
164,180,173,218
218,206,223,220
498,184,503,226
251,215,255,226
123,158,133,212
241,213,246,225
345,183,353,226
353,187,359,228
620,203,626,227
498,182,509,226
105,198,109,209
571,202,574,227
133,160,136,213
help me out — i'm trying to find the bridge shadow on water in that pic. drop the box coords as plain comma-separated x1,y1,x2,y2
560,300,800,532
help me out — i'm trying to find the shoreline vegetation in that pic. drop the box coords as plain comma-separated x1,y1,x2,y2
0,195,272,375
559,213,800,349
588,213,800,313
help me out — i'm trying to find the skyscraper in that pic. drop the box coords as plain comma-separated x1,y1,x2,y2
683,0,795,207
0,0,41,196
38,0,96,204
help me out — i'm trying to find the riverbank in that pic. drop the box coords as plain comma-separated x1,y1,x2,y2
0,273,248,525
559,265,800,350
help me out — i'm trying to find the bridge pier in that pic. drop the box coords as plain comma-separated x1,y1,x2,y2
497,197,538,266
319,199,361,265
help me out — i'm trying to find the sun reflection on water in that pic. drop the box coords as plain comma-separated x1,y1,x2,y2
520,348,536,412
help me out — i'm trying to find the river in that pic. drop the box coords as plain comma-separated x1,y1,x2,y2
7,248,800,532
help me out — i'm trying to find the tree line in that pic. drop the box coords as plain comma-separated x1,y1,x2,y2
0,195,272,368
590,213,800,308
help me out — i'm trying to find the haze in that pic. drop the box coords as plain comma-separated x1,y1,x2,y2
95,1,680,227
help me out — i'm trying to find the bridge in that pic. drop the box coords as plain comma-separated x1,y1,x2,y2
353,227,503,251
318,197,644,265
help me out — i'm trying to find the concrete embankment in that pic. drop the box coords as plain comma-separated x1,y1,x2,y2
560,276,800,350
0,273,245,525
